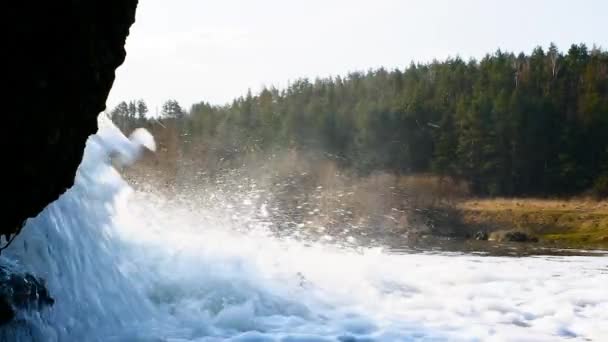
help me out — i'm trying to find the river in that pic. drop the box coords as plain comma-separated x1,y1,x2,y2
2,117,607,341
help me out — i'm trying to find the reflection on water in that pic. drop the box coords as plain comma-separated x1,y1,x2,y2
389,236,608,257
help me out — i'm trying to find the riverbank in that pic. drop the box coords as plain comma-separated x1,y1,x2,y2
120,147,608,251
456,198,608,249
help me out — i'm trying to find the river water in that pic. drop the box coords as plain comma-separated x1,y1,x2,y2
2,117,607,341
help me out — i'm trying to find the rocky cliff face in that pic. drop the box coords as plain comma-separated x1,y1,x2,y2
4,1,138,241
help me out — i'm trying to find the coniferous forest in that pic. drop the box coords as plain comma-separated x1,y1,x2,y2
110,44,608,197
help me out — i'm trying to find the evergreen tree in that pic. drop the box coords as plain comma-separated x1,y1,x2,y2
161,99,185,119
115,43,608,197
137,99,148,123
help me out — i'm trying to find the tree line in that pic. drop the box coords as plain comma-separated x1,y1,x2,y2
109,43,608,197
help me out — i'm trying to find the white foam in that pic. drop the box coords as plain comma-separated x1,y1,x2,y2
3,116,608,341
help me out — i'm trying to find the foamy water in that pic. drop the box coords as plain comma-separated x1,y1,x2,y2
2,116,608,341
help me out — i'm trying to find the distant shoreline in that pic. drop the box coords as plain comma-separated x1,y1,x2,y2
451,198,608,249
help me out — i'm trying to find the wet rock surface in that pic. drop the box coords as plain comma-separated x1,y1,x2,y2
503,231,539,243
488,230,539,243
0,264,54,326
474,231,489,241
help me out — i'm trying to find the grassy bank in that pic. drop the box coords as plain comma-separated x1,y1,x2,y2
457,199,608,249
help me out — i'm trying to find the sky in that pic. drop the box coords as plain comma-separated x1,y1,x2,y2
107,0,607,112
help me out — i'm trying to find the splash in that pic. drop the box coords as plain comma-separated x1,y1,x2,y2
2,115,608,341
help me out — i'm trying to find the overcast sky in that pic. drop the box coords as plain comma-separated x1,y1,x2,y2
106,0,607,112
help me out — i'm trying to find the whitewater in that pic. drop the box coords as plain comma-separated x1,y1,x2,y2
2,116,607,341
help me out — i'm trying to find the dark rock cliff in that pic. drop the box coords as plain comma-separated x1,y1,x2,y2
4,1,138,241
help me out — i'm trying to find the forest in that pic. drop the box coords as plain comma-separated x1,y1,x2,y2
109,43,608,198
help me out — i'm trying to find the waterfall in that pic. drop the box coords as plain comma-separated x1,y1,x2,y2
1,115,607,341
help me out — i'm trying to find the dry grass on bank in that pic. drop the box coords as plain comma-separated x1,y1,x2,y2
459,198,608,247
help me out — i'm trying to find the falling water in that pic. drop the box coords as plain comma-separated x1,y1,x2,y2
2,116,607,341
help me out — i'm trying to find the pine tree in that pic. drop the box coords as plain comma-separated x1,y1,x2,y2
137,99,148,124
113,44,608,197
161,99,185,119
